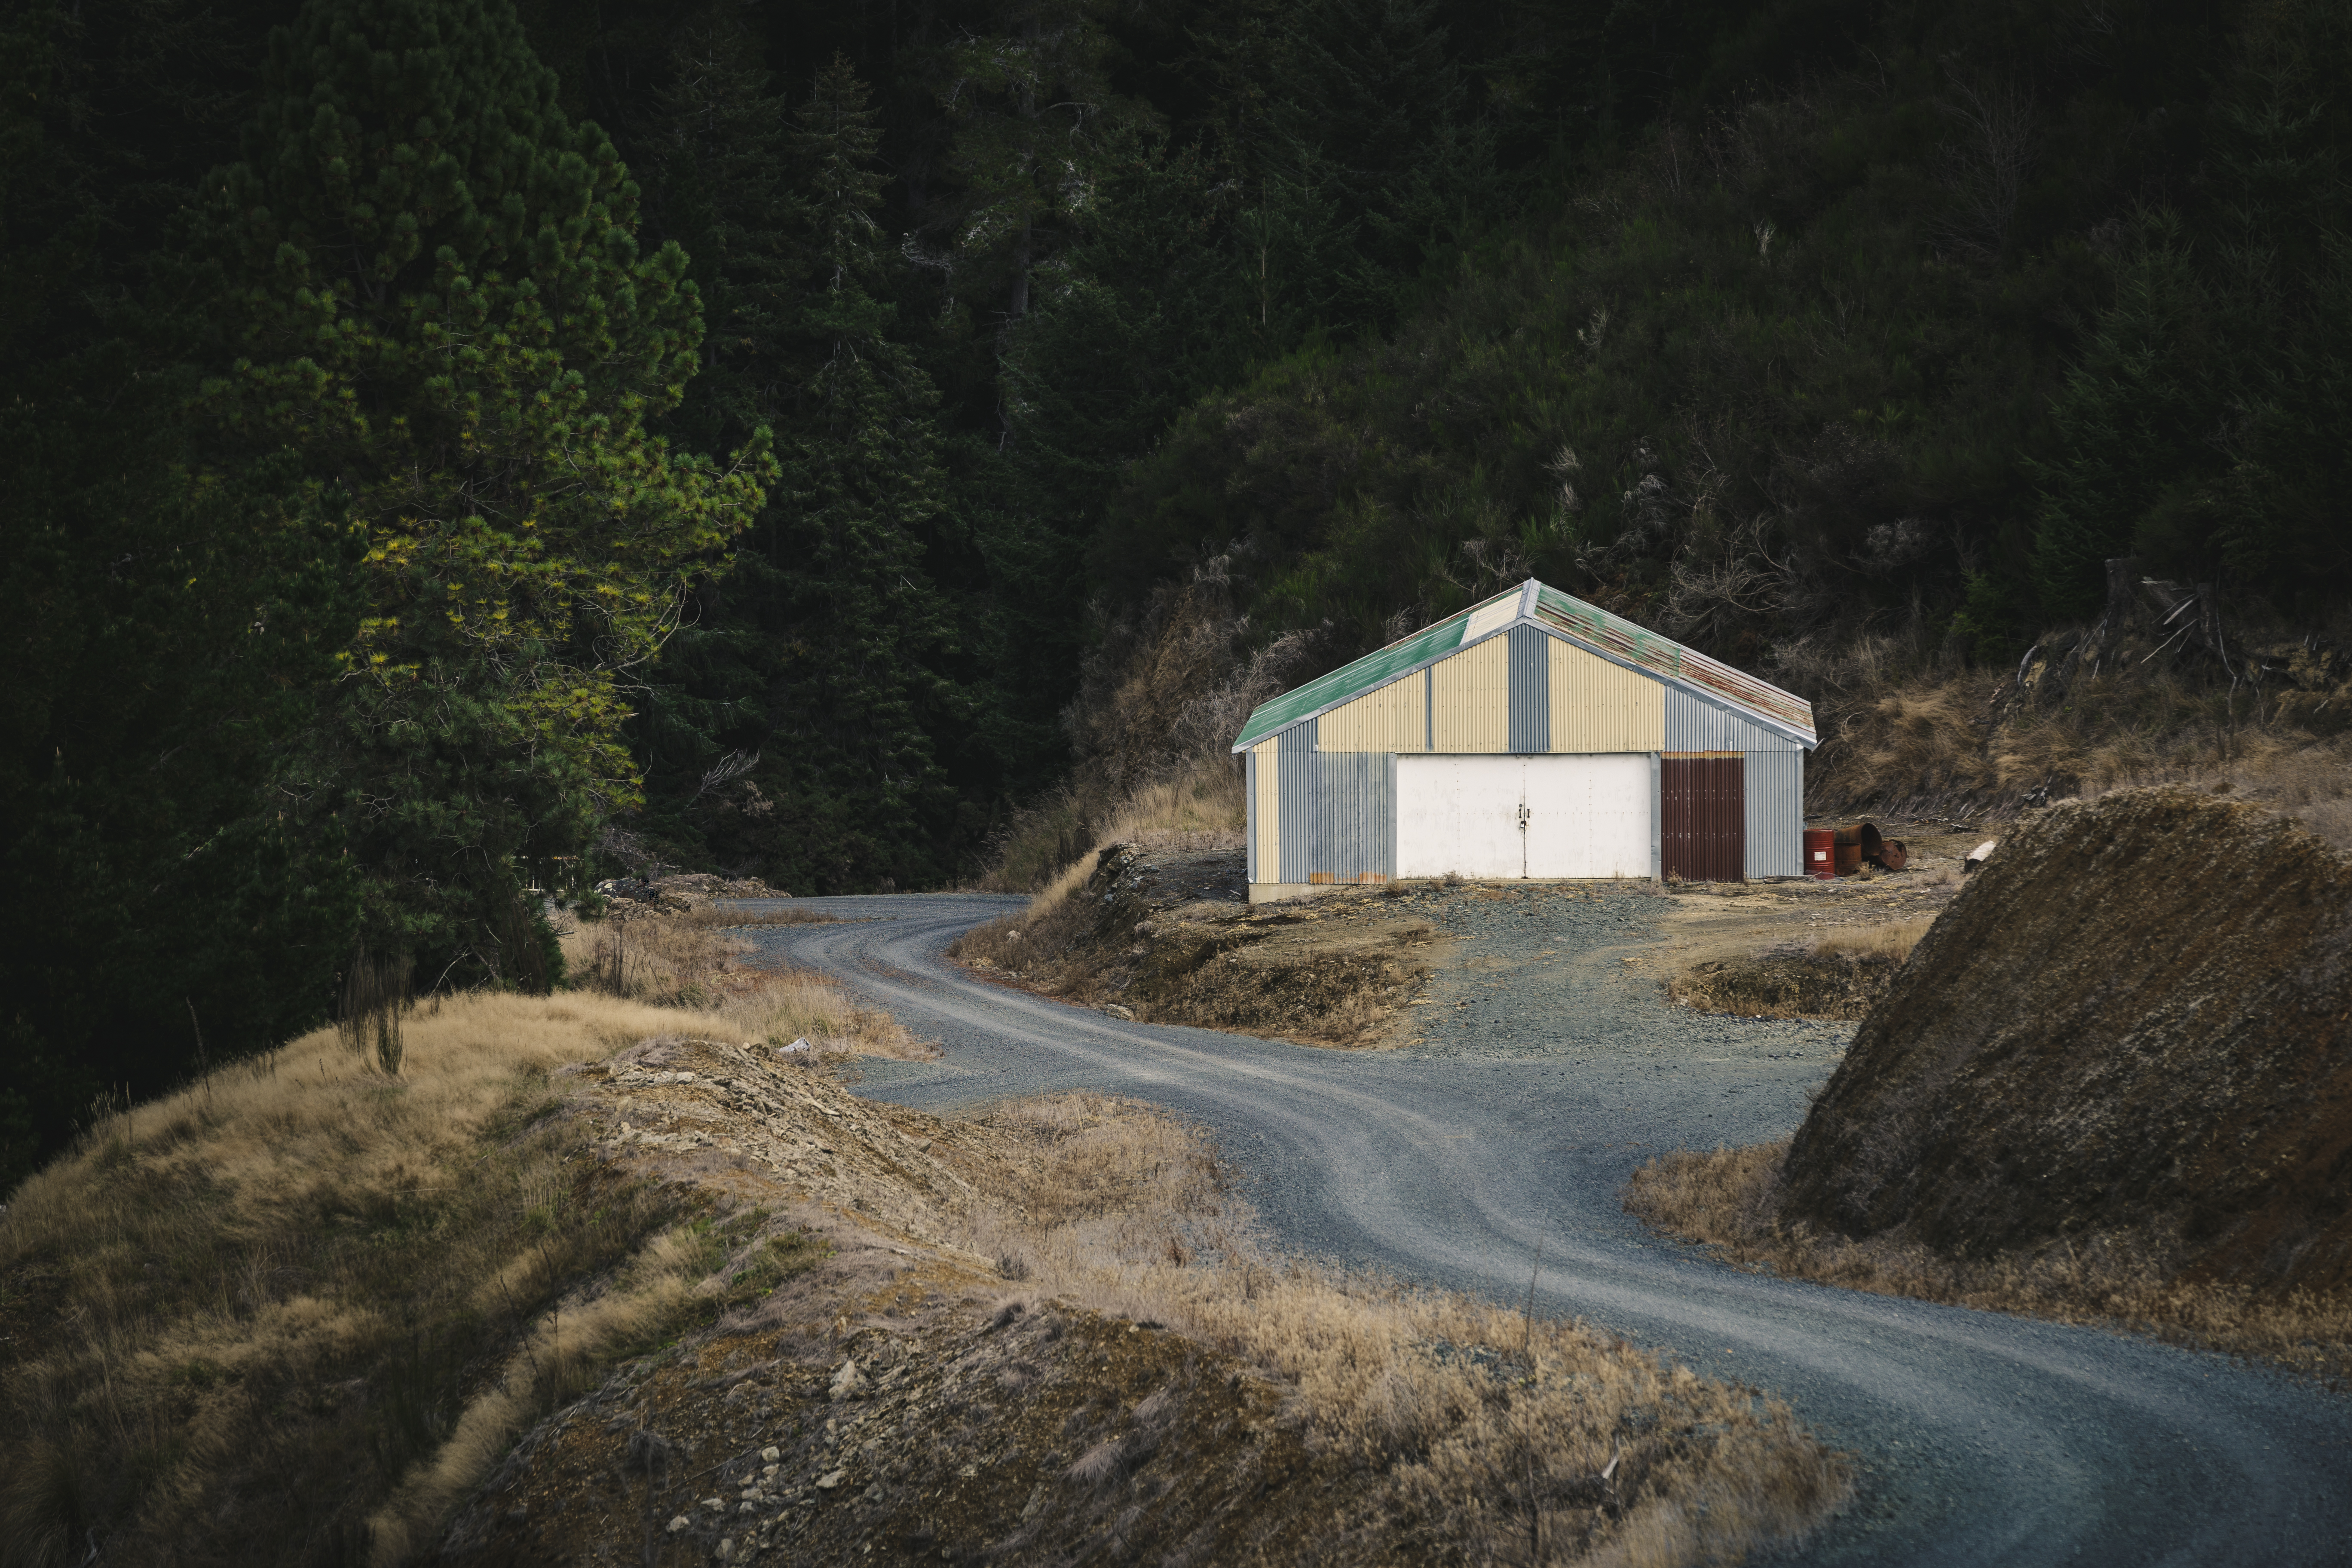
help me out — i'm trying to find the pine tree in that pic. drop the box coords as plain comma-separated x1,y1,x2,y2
198,0,771,974
910,0,1140,333
0,0,366,1185
742,56,963,891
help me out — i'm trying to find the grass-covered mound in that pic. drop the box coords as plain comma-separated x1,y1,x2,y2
1780,787,2352,1292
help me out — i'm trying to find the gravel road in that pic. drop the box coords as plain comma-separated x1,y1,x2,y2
742,890,2352,1565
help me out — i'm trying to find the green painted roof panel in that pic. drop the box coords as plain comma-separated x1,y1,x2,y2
1228,588,1514,749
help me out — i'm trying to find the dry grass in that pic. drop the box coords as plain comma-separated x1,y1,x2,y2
1795,634,2352,850
1626,1143,2352,1390
0,990,733,1568
954,859,1434,1048
671,905,837,929
0,982,1845,1567
556,913,931,1061
1811,917,1934,962
1671,918,1936,1021
0,950,927,1568
946,1093,1851,1564
978,755,1245,895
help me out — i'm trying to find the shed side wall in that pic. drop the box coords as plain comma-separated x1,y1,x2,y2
1319,673,1428,753
1312,750,1395,881
1744,750,1804,878
1549,636,1666,752
1430,634,1511,752
1664,687,1803,752
1276,721,1319,884
1250,738,1280,880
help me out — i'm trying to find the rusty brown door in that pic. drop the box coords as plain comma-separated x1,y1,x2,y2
1662,754,1744,882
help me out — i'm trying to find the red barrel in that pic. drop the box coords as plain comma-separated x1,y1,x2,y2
1803,828,1836,879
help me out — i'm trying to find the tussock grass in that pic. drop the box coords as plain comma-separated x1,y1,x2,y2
1812,917,1935,962
1626,1143,2352,1389
953,758,1246,991
1672,918,1936,1020
0,992,711,1568
957,1093,1851,1564
978,754,1245,895
0,956,922,1568
556,915,930,1060
1795,633,2352,848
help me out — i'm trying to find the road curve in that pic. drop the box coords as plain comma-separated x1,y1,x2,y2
744,894,2352,1565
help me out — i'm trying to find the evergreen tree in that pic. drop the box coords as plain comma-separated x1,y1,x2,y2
732,57,963,890
909,0,1143,335
618,46,969,891
197,0,771,977
2029,221,2226,619
622,12,799,846
0,0,362,1188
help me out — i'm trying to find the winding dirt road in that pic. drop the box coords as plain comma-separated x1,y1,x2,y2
747,893,2352,1565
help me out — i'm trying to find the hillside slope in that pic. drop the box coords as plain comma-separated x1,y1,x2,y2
1781,787,2352,1292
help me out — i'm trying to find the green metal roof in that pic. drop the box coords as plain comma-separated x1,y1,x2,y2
1228,587,1515,750
1231,579,1817,750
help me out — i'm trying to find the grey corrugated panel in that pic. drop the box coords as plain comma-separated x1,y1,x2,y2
1507,623,1551,753
1277,720,1318,883
1341,751,1394,878
1663,687,1804,752
1373,752,1392,879
1743,750,1804,877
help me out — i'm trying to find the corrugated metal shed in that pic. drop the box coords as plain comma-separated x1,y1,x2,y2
1531,584,1815,746
1233,579,1816,751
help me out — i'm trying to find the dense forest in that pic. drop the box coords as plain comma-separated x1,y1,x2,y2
4,0,2347,1184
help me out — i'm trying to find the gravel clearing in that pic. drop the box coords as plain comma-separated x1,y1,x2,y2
741,889,2352,1566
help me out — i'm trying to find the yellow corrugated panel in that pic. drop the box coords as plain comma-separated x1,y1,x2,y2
1430,634,1510,752
1252,739,1280,873
1551,638,1663,751
1318,674,1426,752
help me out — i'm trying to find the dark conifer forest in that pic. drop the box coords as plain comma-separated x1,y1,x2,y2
5,0,2347,1183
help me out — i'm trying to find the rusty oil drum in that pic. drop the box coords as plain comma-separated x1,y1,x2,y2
1830,822,1910,874
1803,827,1836,879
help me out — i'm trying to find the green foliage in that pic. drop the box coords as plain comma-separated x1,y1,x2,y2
2032,2,2352,618
0,0,361,1190
196,0,772,966
617,50,976,891
1096,1,2352,680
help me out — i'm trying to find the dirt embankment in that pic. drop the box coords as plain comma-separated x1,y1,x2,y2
441,1035,1847,1567
953,845,1443,1047
1629,788,2352,1385
1780,787,2352,1294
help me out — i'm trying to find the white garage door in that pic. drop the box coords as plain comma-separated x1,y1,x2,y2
1396,754,1652,880
1395,755,1526,879
1524,754,1652,878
